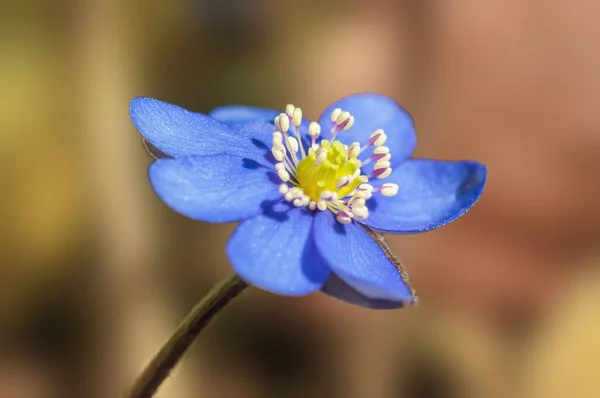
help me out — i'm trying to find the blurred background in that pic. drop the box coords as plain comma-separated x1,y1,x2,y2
2,0,600,397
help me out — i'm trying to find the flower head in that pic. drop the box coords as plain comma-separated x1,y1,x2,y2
130,94,487,309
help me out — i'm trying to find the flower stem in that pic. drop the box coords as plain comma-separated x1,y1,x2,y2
126,273,248,398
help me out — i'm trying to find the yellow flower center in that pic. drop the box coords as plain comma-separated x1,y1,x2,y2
295,140,367,201
271,104,398,224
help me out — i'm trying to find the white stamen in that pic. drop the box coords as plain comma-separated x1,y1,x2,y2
274,115,281,131
352,206,369,220
286,136,299,154
330,108,343,122
351,197,366,207
366,129,387,148
273,131,283,143
315,148,327,166
357,183,374,193
279,184,289,194
277,169,290,182
363,145,391,165
302,195,311,206
374,133,387,147
320,190,333,201
285,104,295,117
275,162,285,171
272,148,285,161
355,183,374,199
289,187,303,197
344,116,355,130
336,211,353,224
373,160,391,171
309,201,317,211
293,198,303,207
373,146,389,155
308,122,321,137
317,200,328,211
348,142,360,159
336,175,350,189
279,113,290,133
370,129,384,141
336,111,351,126
380,183,399,196
292,108,302,127
377,168,392,179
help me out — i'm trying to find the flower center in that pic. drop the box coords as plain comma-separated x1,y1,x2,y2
271,104,398,224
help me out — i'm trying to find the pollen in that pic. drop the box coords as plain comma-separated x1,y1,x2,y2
271,104,399,224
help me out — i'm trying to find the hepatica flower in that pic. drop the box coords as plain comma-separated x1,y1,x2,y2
130,94,486,309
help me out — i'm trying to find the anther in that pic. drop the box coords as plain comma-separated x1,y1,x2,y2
278,184,289,194
336,111,351,126
372,162,392,179
286,136,299,154
308,122,321,138
272,147,285,161
277,169,290,182
309,201,317,211
363,145,390,164
320,190,335,201
279,113,290,133
330,108,343,122
334,111,353,131
367,129,387,148
292,108,302,127
373,146,389,156
344,116,355,130
350,197,366,207
273,131,283,143
336,210,353,224
348,142,360,159
356,184,374,199
285,104,295,117
315,148,327,166
352,205,369,220
379,183,399,197
275,162,286,171
336,175,351,189
302,195,311,206
317,200,328,211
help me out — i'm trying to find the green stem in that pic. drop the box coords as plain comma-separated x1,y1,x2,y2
126,273,248,398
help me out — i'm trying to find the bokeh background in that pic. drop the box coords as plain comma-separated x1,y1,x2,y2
2,0,600,397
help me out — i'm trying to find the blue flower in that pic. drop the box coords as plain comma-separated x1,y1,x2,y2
130,94,487,309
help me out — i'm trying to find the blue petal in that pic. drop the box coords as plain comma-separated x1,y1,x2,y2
208,105,280,125
318,94,417,167
236,121,277,152
313,211,415,304
362,159,487,233
321,274,405,309
149,154,280,223
130,97,260,160
227,204,331,296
